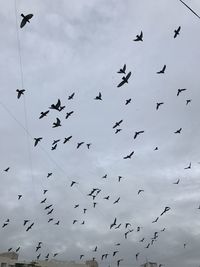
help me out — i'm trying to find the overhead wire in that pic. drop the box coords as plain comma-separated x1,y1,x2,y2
178,0,200,19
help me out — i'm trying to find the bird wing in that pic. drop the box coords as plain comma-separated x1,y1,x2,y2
117,80,125,87
126,71,131,80
140,31,143,38
20,19,27,28
26,14,33,20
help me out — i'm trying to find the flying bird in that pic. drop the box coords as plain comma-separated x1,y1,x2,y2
160,206,171,216
156,102,164,110
40,198,47,204
39,110,49,119
77,142,84,149
94,92,102,100
16,89,25,99
70,181,77,187
123,151,134,159
113,120,123,129
66,111,74,119
68,92,75,100
113,197,120,204
138,189,144,195
18,194,22,200
63,136,72,143
134,130,144,139
51,144,57,150
125,98,131,105
34,137,42,147
87,143,91,149
110,217,117,229
47,209,54,215
133,31,143,41
117,64,126,74
52,139,60,146
4,167,10,172
174,128,182,134
177,88,186,96
186,99,192,105
47,173,52,178
26,222,34,231
173,179,180,184
174,26,181,38
117,72,131,87
136,253,140,261
23,220,29,226
115,129,122,134
52,118,61,128
184,162,191,169
157,65,166,74
20,14,33,28
152,217,159,223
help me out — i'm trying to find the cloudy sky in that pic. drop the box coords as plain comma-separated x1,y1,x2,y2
0,0,200,266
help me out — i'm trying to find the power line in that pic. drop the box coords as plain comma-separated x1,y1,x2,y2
178,0,200,20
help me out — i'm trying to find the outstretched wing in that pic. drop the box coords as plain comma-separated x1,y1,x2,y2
26,14,33,20
126,71,131,80
117,80,125,88
20,18,27,28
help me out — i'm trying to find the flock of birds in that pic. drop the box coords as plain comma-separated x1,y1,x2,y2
0,9,198,267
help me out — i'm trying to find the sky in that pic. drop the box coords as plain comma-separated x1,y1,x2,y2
0,0,200,267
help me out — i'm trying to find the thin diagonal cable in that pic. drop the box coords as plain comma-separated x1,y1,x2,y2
178,0,200,19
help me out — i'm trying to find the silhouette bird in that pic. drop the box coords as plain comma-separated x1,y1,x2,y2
39,110,49,119
177,88,186,96
117,259,123,267
156,102,164,110
117,72,131,87
80,255,84,259
186,99,191,105
113,120,123,129
117,64,126,74
20,14,33,28
34,137,42,147
37,254,41,260
184,162,191,169
138,189,144,195
2,223,8,228
174,128,182,134
55,220,60,225
93,246,97,252
63,136,72,143
49,99,61,111
104,195,110,200
48,218,53,223
18,195,22,200
160,206,171,216
184,243,186,248
26,222,34,231
16,89,25,99
45,204,53,210
23,220,29,226
53,253,58,257
173,179,180,184
102,174,107,179
77,142,84,149
66,111,74,119
110,217,117,229
47,209,54,215
74,204,79,208
154,147,158,151
157,65,166,74
118,176,123,182
8,248,12,252
68,92,75,100
70,181,77,187
125,223,131,228
47,173,52,178
115,223,121,229
146,243,150,248
93,202,97,208
73,220,77,224
94,92,102,100
51,144,57,150
136,253,139,261
52,139,60,146
43,189,48,195
174,26,181,38
4,167,10,172
113,251,119,256
140,238,145,242
115,129,122,134
133,31,143,41
16,247,20,252
87,143,91,149
52,118,61,128
125,98,131,105
113,197,120,204
40,198,47,204
36,245,41,252
152,217,159,223
134,131,144,139
123,151,134,159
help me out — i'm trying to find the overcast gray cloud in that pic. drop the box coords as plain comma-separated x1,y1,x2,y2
0,0,200,267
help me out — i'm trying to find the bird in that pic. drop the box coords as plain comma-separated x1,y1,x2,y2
45,204,53,210
186,99,192,105
93,246,98,252
36,245,41,252
113,251,119,256
47,173,52,178
103,195,110,200
40,198,47,204
2,223,8,228
136,253,140,261
115,223,121,229
18,195,22,200
34,137,42,147
20,14,33,28
68,92,75,100
133,31,143,41
174,26,181,38
110,217,117,229
177,88,186,96
117,259,123,267
123,151,134,159
113,197,120,204
39,110,49,119
93,202,97,208
52,139,60,146
115,129,122,134
160,206,171,216
117,64,126,74
145,243,150,248
184,162,191,169
154,147,158,151
138,189,144,195
152,217,159,223
161,228,166,232
26,222,34,231
184,243,187,248
74,204,79,208
134,130,144,139
55,220,60,225
52,118,61,128
49,99,61,111
173,179,180,184
113,120,123,129
73,220,77,224
117,72,132,87
70,181,77,187
47,208,54,215
65,111,74,119
174,128,182,134
53,253,58,257
81,220,85,225
77,142,84,149
48,218,53,223
139,238,145,242
80,255,84,260
16,89,25,99
156,102,164,110
118,176,123,182
51,144,57,150
102,174,107,179
94,92,102,100
4,167,10,172
63,136,72,143
125,98,131,105
157,65,166,74
125,223,131,228
36,254,41,260
45,253,49,260
23,220,29,226
16,247,20,252
86,143,91,149
8,248,12,252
